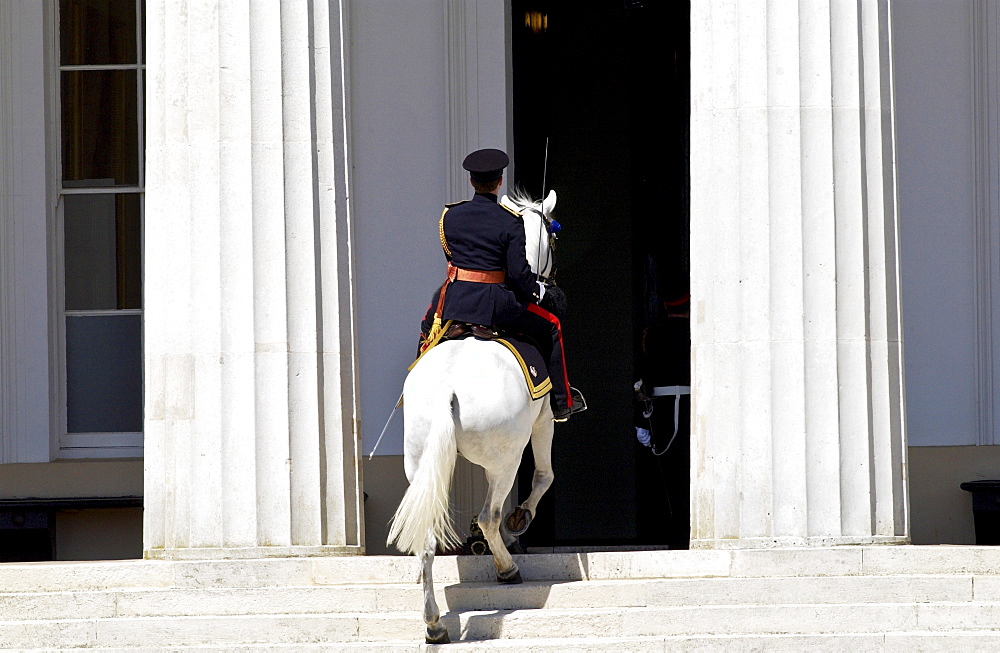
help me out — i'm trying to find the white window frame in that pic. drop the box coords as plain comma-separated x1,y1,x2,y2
49,0,145,459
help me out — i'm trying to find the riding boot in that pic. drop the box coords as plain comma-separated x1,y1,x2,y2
547,346,569,416
531,312,586,421
501,303,583,421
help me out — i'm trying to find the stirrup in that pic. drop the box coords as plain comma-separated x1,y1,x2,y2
553,387,587,422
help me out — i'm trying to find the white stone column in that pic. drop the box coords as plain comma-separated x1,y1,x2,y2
144,0,363,558
690,0,908,548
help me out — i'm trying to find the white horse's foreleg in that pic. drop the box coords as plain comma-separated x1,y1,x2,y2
523,409,555,516
480,468,522,584
420,532,450,644
506,407,555,537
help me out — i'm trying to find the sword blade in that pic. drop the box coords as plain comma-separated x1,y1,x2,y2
369,391,404,460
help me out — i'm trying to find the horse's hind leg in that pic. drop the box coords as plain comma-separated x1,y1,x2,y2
506,408,555,537
479,467,522,584
420,532,450,644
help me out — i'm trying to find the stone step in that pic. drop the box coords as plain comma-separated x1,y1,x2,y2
4,603,1000,649
4,546,1000,593
14,632,1000,653
4,547,1000,650
0,574,993,621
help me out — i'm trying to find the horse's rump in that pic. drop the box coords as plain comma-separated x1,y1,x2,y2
408,338,538,420
432,325,552,400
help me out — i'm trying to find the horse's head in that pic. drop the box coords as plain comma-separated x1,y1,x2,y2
500,189,559,281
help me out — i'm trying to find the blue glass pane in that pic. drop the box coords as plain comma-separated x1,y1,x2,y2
66,314,142,433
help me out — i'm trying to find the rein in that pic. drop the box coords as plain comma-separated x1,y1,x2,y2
523,206,555,286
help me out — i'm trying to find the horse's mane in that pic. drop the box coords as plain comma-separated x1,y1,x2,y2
506,186,545,215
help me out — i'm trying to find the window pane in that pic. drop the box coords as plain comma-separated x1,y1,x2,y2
61,70,139,186
66,314,143,433
64,193,141,310
60,0,137,65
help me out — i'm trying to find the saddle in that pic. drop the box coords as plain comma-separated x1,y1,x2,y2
413,321,552,400
443,322,499,341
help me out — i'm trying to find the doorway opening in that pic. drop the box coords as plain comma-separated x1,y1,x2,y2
511,0,690,549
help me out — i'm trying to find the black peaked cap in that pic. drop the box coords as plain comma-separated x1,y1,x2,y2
463,148,509,182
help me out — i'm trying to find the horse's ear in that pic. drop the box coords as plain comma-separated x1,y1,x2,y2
500,194,515,211
542,189,557,215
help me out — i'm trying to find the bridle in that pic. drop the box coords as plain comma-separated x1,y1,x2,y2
524,205,557,285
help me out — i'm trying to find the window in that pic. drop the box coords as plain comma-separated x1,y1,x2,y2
55,0,144,456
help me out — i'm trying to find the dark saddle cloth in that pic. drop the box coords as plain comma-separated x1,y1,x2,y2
443,323,552,399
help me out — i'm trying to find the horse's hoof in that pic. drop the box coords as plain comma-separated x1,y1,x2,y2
496,567,523,584
505,507,532,536
425,623,450,644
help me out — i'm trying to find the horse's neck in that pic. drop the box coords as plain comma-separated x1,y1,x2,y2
521,211,551,277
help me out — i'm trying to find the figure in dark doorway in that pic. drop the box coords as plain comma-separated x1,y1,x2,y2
634,290,691,549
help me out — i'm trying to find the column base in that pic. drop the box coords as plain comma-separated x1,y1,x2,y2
145,545,364,560
690,535,911,550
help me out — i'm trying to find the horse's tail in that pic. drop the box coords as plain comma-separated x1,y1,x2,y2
387,386,460,556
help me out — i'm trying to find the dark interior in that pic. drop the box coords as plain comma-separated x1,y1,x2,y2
0,511,54,562
512,0,691,548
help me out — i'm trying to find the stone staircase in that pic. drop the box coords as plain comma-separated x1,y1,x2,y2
2,546,1000,651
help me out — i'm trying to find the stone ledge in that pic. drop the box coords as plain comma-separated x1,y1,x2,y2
144,545,364,561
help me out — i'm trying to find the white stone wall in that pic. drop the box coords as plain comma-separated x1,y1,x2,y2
893,1,1000,447
351,0,510,458
0,0,53,463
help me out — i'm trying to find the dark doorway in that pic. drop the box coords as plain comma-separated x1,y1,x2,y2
512,0,690,549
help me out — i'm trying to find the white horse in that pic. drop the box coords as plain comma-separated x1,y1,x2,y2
388,189,560,644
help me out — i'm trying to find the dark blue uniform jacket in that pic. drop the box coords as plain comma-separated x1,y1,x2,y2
440,192,539,326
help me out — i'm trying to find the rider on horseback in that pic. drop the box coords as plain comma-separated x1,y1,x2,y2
419,148,585,421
